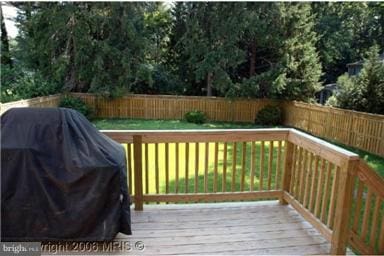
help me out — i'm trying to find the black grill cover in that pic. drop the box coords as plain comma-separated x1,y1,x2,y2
1,108,131,241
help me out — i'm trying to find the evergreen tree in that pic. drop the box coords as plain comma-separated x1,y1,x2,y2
1,4,12,67
167,2,195,95
276,3,322,101
8,1,383,110
243,2,281,78
358,45,384,114
237,2,282,98
180,2,246,96
144,3,171,65
15,2,150,97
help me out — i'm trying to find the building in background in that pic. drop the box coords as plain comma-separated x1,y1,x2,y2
318,52,384,105
347,52,384,76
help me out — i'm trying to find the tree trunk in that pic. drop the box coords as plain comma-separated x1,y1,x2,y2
0,6,12,67
206,72,213,96
249,40,256,77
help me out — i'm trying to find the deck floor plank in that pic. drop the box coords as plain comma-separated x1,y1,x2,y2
117,201,332,255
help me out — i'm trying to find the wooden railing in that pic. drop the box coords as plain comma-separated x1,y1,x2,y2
103,128,384,255
349,161,384,255
103,129,289,209
282,129,360,254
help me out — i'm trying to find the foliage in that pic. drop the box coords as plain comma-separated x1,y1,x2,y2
131,64,183,95
58,95,94,119
242,2,282,96
15,2,151,97
312,2,384,84
329,46,384,114
255,105,282,126
184,110,207,124
6,1,384,113
177,3,246,96
325,95,338,107
358,46,384,114
144,3,172,65
276,3,322,101
1,64,60,103
1,6,12,66
328,74,361,110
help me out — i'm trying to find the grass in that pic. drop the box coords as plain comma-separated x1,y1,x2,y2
93,118,265,130
94,118,283,194
331,142,384,177
128,141,283,195
93,118,384,177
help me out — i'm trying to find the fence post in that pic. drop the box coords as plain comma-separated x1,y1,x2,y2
280,140,294,205
330,158,359,255
346,116,354,146
133,135,144,211
325,107,332,138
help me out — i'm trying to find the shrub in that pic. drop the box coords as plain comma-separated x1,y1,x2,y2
332,46,384,114
325,95,338,107
184,110,207,124
1,65,60,103
59,96,94,119
255,105,281,126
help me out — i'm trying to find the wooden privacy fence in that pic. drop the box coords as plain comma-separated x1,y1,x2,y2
282,101,384,157
102,128,384,255
72,93,277,122
1,93,383,157
0,94,61,115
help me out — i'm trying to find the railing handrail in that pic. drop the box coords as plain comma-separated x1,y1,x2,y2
101,128,292,134
103,128,359,162
102,128,290,143
356,160,384,198
288,129,359,159
288,129,359,167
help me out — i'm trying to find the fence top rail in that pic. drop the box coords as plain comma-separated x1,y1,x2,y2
0,94,62,107
286,100,384,120
71,92,278,102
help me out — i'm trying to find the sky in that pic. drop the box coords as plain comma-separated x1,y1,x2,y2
2,3,18,39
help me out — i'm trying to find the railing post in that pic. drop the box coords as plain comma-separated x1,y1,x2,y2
330,158,359,255
133,135,143,211
280,140,294,205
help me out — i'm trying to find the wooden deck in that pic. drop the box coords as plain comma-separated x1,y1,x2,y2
117,201,335,255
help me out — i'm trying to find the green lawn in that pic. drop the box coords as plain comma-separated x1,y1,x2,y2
93,118,384,177
126,141,283,195
93,118,265,130
332,142,384,177
93,118,284,194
